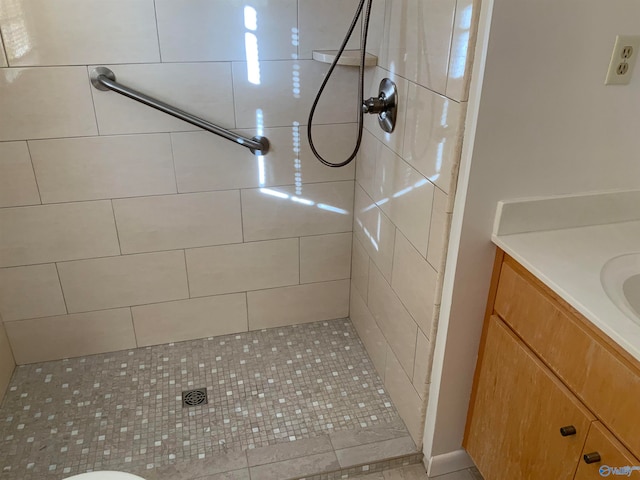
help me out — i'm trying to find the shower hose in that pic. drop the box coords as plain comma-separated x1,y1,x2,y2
307,0,375,168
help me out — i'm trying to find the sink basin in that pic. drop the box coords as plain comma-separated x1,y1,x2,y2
601,253,640,324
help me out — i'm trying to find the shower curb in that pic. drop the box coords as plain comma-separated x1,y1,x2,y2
300,452,424,480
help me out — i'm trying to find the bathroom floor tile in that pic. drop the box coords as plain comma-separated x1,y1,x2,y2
0,319,404,479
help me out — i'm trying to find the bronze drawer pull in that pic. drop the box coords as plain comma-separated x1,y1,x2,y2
560,426,577,436
584,452,602,464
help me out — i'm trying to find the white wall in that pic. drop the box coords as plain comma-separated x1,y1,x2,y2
424,0,640,465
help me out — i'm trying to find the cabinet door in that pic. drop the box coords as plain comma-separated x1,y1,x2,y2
495,259,640,458
465,316,595,480
574,422,640,479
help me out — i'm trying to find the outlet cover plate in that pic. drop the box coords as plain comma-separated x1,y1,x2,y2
605,35,640,85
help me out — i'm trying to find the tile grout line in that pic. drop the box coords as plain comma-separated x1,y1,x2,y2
0,120,359,146
0,233,355,271
0,25,10,66
183,249,192,299
239,188,246,243
298,237,301,284
0,179,356,210
85,65,102,136
110,199,123,255
23,140,43,205
54,263,69,315
0,58,345,68
423,181,437,262
167,132,180,194
129,306,140,348
229,60,238,130
442,0,458,97
152,0,163,63
1,279,348,325
296,0,300,60
244,291,250,331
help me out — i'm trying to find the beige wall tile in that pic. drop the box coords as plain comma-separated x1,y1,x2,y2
374,145,434,257
58,251,188,313
0,0,159,66
5,308,136,364
91,63,234,135
232,60,357,128
402,84,462,195
412,329,432,399
0,67,97,141
0,36,6,67
132,294,248,347
30,134,176,203
427,187,451,271
291,123,358,184
368,265,417,379
365,0,387,59
356,130,378,200
349,287,387,379
298,0,362,59
391,231,438,335
0,264,66,321
0,141,40,208
300,233,352,284
353,184,395,281
172,125,355,193
172,130,260,192
241,181,354,242
186,239,299,297
379,0,456,93
247,280,349,330
351,236,370,301
384,347,425,445
0,324,15,399
156,0,296,62
446,0,477,102
113,191,242,254
0,201,120,267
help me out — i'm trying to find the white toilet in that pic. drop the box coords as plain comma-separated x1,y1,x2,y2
64,472,146,480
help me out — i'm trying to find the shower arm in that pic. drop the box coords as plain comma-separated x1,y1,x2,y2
89,67,270,156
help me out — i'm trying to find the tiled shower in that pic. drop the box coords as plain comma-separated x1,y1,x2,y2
0,0,478,478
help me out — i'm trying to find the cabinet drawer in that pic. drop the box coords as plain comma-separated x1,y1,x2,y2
494,258,640,458
575,422,640,480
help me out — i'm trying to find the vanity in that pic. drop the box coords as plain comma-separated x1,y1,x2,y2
463,194,640,480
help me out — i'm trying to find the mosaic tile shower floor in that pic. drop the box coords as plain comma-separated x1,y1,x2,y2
0,319,406,479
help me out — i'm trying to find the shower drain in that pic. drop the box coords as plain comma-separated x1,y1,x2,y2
182,388,208,407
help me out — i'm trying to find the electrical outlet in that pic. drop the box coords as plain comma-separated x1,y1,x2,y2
605,35,640,85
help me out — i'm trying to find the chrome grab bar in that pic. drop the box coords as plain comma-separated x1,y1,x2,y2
89,67,269,156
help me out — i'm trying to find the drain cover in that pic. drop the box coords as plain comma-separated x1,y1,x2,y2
182,388,208,407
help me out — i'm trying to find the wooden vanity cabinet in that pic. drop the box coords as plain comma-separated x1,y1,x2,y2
464,250,640,480
465,316,594,479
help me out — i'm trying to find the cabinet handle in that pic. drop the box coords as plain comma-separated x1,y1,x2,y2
584,452,601,464
560,426,577,436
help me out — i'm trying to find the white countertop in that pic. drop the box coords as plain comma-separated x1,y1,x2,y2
493,220,640,362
